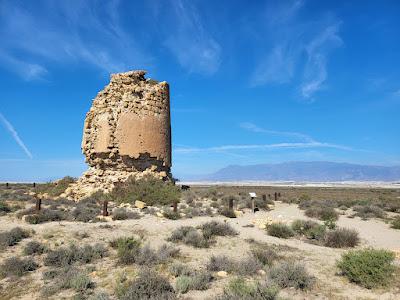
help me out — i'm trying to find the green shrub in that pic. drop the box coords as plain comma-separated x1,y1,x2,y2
251,248,279,266
353,205,386,219
168,226,211,248
267,223,295,239
337,249,396,288
269,262,315,290
109,175,181,206
112,208,141,220
24,209,66,224
117,268,176,300
163,210,181,220
23,241,46,255
206,255,263,276
324,228,359,248
44,243,107,267
219,208,237,218
112,237,142,265
305,206,339,221
198,221,238,239
218,277,279,300
391,217,400,229
37,176,76,196
71,198,101,222
0,227,30,249
0,201,11,214
169,262,192,277
175,272,213,293
0,256,38,277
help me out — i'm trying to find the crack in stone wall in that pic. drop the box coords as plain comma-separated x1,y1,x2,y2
64,70,172,200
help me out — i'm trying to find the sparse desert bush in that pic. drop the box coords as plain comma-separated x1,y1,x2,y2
269,262,315,290
44,243,107,267
169,262,192,277
175,272,213,293
42,267,94,296
163,210,181,220
112,208,141,220
305,206,339,221
109,175,181,206
112,237,142,264
37,176,76,196
251,247,279,266
117,268,176,300
337,248,396,288
24,209,67,224
0,256,38,277
207,255,262,275
198,221,238,239
353,205,386,219
218,277,279,300
0,201,11,214
0,227,30,249
267,223,295,239
219,207,237,218
391,217,400,229
23,240,46,255
71,198,101,222
291,219,327,241
324,228,359,248
168,226,210,248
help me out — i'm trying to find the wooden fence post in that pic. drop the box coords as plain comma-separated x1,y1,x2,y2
274,192,277,201
173,201,178,212
6,182,9,189
228,198,234,211
35,198,42,211
103,201,109,216
33,182,36,188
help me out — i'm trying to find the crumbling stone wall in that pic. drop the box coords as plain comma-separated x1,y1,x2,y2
64,70,172,199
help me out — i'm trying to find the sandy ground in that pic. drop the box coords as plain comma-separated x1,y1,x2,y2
0,202,399,300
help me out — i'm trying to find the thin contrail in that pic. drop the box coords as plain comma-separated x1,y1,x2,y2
0,112,33,159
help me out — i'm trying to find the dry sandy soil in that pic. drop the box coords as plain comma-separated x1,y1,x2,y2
0,199,399,300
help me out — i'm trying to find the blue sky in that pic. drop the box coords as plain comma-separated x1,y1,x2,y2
0,0,399,181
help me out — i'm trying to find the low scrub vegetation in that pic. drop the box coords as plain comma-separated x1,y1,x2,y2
324,228,359,248
0,256,38,277
42,266,94,297
269,262,315,290
112,208,141,220
36,176,76,196
116,268,176,300
23,240,46,255
111,236,179,265
175,272,213,293
353,205,386,219
108,175,181,206
168,221,237,248
391,217,400,229
267,223,295,239
0,227,30,249
218,277,279,300
206,254,264,276
44,243,108,267
337,248,396,288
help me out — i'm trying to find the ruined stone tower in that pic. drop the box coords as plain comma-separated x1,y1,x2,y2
65,70,172,199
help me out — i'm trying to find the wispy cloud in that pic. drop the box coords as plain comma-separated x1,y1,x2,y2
163,0,221,75
0,0,150,80
250,1,343,100
301,24,343,99
174,141,354,154
0,112,33,158
240,122,315,142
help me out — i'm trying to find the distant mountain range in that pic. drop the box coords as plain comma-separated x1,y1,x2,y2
195,162,400,182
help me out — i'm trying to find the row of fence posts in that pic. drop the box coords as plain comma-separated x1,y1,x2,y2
4,182,36,189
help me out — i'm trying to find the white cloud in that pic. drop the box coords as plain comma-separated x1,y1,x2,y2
301,24,343,99
240,122,315,142
250,1,343,100
175,141,354,154
163,0,221,75
0,0,150,80
0,112,33,158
